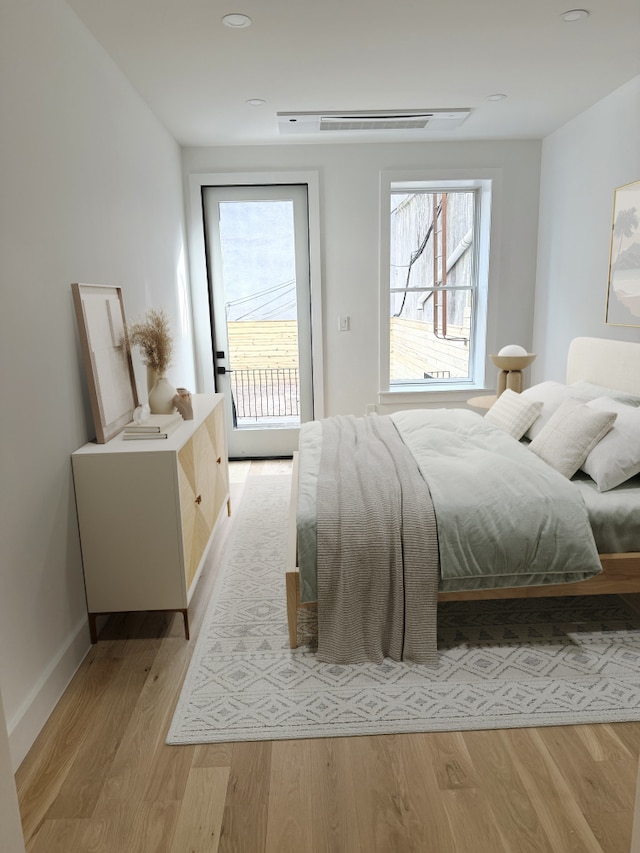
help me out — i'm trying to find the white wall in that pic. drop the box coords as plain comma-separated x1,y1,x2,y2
183,140,542,416
533,76,640,382
0,0,195,770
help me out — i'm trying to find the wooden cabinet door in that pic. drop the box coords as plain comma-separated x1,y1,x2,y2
178,412,221,590
208,402,229,520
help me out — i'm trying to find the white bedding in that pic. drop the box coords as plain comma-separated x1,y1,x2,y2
296,408,635,603
391,408,601,590
574,471,640,553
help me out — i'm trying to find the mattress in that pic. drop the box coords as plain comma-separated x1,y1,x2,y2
296,418,640,603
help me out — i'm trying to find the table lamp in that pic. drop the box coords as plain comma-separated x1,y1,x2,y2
490,344,536,395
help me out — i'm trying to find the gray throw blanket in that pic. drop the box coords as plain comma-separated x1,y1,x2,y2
316,414,439,665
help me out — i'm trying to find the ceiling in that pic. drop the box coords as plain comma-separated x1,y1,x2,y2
66,0,640,147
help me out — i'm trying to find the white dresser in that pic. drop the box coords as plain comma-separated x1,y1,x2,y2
72,394,230,642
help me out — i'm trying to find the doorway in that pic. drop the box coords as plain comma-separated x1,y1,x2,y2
203,184,314,458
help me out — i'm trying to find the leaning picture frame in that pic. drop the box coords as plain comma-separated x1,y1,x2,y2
605,179,640,327
71,283,139,443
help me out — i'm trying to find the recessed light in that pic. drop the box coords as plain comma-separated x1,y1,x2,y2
246,98,266,106
561,9,589,22
487,93,507,102
222,13,252,28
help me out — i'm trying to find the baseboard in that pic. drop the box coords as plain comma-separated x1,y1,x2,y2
7,618,91,770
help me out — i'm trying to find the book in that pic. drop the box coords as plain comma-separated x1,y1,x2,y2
123,413,182,433
122,416,183,440
122,431,175,440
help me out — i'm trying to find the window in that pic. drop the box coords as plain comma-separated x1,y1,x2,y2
382,177,492,394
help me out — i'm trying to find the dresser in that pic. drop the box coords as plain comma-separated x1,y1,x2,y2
72,394,230,642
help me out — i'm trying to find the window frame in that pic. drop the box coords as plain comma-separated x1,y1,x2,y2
379,169,498,403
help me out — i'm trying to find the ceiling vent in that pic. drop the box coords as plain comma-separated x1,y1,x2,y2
277,109,471,134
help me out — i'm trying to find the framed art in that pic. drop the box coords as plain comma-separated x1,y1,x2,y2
71,283,139,443
605,179,640,327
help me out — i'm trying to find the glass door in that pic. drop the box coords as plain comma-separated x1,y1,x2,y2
203,184,314,458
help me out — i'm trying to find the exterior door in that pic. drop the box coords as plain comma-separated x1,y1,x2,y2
203,184,314,458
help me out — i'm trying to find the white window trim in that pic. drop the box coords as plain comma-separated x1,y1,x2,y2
187,170,325,419
379,168,502,403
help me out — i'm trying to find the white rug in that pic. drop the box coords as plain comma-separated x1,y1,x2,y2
167,474,640,744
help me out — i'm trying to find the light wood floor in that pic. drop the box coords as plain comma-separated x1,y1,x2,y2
15,459,640,853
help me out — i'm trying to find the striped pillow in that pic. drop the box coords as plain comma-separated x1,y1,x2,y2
484,389,543,439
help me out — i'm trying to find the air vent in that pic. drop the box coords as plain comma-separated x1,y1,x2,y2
277,109,470,134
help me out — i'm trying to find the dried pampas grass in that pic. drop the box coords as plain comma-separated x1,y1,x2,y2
127,308,174,375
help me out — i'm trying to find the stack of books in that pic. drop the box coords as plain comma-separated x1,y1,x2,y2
122,412,183,440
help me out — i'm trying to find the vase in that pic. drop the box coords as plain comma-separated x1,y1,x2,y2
148,376,177,414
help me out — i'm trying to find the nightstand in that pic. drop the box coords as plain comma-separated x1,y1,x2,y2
467,395,497,411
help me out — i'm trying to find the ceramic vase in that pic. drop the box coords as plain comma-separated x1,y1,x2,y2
148,376,177,414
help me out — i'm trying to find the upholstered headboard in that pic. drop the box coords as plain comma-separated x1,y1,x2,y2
566,337,640,396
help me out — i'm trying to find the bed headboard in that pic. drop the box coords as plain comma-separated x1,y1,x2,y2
566,337,640,395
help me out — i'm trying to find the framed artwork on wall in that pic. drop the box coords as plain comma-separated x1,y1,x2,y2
71,283,139,443
605,179,640,327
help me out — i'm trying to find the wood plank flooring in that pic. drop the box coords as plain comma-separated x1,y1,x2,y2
15,459,640,853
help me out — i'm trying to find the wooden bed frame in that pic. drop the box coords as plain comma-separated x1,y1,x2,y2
285,336,640,649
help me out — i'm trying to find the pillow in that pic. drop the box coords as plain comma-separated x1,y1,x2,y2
581,397,640,491
519,379,638,440
484,389,543,439
570,381,640,407
519,381,575,439
528,397,617,479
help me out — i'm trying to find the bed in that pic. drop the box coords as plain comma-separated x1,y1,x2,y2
285,336,640,661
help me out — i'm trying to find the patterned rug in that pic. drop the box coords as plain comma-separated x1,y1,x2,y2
167,474,640,744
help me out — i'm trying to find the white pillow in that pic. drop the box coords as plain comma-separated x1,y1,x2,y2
484,389,543,439
528,397,617,479
582,397,640,491
519,381,575,439
519,379,633,440
570,381,640,407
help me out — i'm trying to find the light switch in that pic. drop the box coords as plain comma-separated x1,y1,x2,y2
338,315,350,332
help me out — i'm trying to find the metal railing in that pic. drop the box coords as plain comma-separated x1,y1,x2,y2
229,368,300,422
423,370,452,379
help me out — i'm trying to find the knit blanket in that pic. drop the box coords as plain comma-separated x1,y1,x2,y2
316,414,439,665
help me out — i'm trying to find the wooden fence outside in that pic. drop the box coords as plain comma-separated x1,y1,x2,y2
226,321,299,422
227,320,299,369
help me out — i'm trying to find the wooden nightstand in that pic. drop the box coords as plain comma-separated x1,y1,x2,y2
467,394,497,411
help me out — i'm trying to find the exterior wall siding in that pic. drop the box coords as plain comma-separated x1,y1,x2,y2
227,320,299,369
390,317,470,380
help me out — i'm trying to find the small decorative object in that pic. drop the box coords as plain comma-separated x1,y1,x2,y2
126,308,177,414
606,178,640,327
133,403,150,424
174,388,194,420
490,345,536,395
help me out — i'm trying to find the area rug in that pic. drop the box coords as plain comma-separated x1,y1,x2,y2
167,474,640,744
